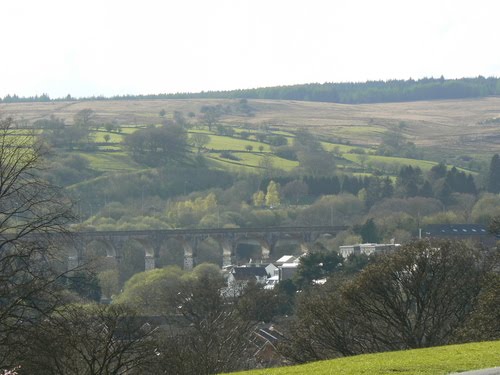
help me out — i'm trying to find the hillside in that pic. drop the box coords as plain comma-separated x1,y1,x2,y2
228,340,500,375
1,97,499,161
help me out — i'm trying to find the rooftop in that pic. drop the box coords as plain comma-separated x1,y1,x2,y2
424,224,490,236
231,266,268,280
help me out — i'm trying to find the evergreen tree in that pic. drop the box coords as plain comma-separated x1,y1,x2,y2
364,178,393,208
428,162,447,181
359,218,380,243
467,175,477,195
294,250,343,288
330,176,341,195
396,165,422,198
487,154,500,193
381,177,394,198
438,182,454,206
419,180,434,197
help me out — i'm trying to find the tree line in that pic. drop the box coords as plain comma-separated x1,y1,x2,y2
281,239,500,362
3,76,499,104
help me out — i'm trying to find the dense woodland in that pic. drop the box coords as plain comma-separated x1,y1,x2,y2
2,76,500,104
1,88,500,373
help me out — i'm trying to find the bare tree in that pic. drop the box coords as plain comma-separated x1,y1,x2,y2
200,105,223,132
73,108,95,128
343,239,494,351
281,180,308,204
0,117,74,369
279,277,361,363
19,304,157,375
189,133,210,153
154,274,257,374
459,273,500,342
283,239,499,364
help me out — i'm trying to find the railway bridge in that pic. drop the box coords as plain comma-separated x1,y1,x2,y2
65,226,347,270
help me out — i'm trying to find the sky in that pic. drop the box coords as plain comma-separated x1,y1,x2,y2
1,0,500,98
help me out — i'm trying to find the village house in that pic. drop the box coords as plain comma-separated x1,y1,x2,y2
226,266,268,295
339,242,400,258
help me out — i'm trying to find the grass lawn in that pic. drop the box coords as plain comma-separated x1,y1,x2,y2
205,134,272,152
93,130,124,143
321,141,367,154
207,152,298,172
342,153,438,170
227,341,500,375
81,151,142,172
271,130,296,137
117,125,148,134
205,156,258,173
342,153,477,174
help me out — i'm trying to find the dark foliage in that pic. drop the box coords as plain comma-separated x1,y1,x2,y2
487,153,500,193
6,77,499,105
124,124,189,166
282,239,499,364
294,250,343,288
357,218,380,243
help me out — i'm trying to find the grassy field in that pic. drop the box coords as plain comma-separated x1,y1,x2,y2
2,97,499,176
93,130,124,143
208,151,298,171
203,133,272,152
82,151,141,172
2,97,500,159
228,341,500,375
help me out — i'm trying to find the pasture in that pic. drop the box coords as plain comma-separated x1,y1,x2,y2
1,97,499,175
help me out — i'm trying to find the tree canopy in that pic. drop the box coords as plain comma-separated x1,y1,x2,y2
283,239,499,363
5,76,500,105
124,124,189,166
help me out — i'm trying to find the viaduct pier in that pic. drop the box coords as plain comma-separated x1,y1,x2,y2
66,226,348,270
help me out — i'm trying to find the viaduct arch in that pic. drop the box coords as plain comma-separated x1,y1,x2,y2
65,226,347,270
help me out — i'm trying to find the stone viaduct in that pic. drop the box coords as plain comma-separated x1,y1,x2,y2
64,226,347,271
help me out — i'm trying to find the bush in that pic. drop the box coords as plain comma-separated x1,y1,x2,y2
219,151,240,161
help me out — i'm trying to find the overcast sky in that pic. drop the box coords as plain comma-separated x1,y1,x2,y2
1,0,499,98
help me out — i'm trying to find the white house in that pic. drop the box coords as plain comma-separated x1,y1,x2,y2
339,242,400,258
226,266,268,296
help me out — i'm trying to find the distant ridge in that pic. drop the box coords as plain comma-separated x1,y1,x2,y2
2,76,499,105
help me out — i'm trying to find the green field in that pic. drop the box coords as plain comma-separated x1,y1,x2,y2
204,134,272,152
1,97,498,177
93,130,124,143
342,153,477,174
0,121,480,178
208,151,298,171
343,153,438,170
321,141,365,154
82,151,142,172
2,97,500,159
228,341,500,375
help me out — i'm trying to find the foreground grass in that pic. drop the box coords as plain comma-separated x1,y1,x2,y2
228,341,500,375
